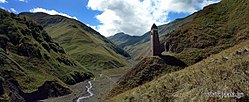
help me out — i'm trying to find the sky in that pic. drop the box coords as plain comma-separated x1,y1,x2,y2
0,0,220,37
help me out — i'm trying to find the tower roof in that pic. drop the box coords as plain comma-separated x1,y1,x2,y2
151,23,158,30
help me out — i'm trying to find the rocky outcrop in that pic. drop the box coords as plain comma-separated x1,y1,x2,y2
4,79,71,101
0,35,9,53
0,77,4,95
105,56,187,99
59,71,94,85
23,81,71,101
164,39,178,52
1,71,72,101
6,79,25,102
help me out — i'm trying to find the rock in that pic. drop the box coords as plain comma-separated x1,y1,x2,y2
243,48,249,52
59,71,93,85
22,81,72,101
0,76,4,95
235,51,242,55
2,78,71,101
6,79,25,102
221,56,229,60
245,48,249,52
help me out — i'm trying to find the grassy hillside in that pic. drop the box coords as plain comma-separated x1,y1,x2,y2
164,0,249,65
106,0,249,101
110,37,249,102
109,14,196,60
105,55,187,99
0,9,93,101
21,12,130,70
108,32,142,49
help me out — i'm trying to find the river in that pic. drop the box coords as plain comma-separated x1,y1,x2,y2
77,81,94,102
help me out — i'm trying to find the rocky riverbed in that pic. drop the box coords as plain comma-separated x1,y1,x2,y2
42,67,129,102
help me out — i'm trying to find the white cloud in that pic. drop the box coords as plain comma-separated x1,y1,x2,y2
86,24,98,31
0,6,5,9
0,7,18,13
29,8,78,20
0,0,7,3
87,0,220,37
10,8,17,13
19,0,28,3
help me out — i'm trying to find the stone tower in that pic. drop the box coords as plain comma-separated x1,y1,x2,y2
151,23,161,56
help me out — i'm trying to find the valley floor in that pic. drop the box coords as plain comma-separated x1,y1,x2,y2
42,67,130,102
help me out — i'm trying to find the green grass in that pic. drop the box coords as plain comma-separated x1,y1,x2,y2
110,37,249,102
20,12,130,70
106,0,249,101
164,0,249,66
105,56,186,99
0,9,93,101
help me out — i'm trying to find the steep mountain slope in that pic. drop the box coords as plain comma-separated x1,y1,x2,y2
110,39,249,102
0,9,93,101
20,12,130,70
164,0,249,65
109,14,196,60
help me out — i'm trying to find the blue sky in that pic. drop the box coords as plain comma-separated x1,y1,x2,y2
0,0,220,36
0,0,101,26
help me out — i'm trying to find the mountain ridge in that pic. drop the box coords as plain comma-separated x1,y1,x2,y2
20,12,131,70
164,0,249,65
109,13,196,60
